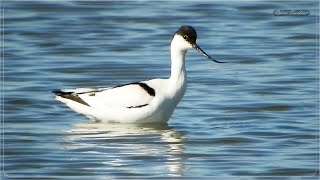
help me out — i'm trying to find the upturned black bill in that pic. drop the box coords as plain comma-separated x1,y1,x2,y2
192,44,225,63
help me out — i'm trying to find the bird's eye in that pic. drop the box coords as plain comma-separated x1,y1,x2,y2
183,35,188,39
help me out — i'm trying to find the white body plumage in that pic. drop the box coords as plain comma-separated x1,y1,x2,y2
54,26,223,123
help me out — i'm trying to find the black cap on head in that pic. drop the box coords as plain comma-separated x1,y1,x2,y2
175,26,197,44
174,25,226,63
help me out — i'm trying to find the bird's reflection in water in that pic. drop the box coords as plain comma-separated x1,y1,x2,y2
64,122,184,177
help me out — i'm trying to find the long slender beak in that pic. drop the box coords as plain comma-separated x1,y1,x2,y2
192,44,225,63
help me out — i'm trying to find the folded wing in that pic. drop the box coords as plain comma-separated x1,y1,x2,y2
53,82,155,109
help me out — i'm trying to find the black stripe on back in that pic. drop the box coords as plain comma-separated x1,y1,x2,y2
113,82,155,96
136,83,155,96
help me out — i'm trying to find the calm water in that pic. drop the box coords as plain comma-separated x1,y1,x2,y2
2,1,319,179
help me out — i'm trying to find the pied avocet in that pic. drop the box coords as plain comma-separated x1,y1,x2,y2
53,25,224,123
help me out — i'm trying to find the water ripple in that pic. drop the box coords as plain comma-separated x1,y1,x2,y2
3,1,318,178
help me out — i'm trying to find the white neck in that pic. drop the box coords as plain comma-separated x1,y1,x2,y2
170,45,187,81
168,35,188,100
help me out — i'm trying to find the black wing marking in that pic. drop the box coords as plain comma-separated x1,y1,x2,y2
53,90,90,106
113,82,155,96
72,82,155,97
127,104,148,109
136,83,155,96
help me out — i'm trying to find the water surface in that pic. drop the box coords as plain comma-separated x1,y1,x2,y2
2,1,319,179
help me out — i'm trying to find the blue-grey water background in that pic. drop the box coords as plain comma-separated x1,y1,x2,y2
2,0,319,179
